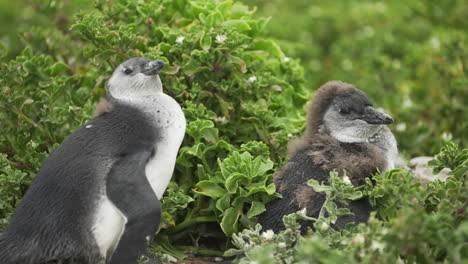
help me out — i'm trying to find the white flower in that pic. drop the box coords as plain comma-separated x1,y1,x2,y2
402,96,413,108
162,254,177,263
214,116,228,125
430,37,440,49
320,222,329,232
175,36,185,44
261,230,275,240
248,76,257,83
287,133,293,137
352,234,365,244
396,123,406,132
282,57,290,63
371,240,386,252
343,176,352,185
278,242,286,248
441,132,453,141
215,34,227,43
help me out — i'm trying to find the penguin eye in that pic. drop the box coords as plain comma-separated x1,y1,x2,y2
338,108,350,115
123,68,133,75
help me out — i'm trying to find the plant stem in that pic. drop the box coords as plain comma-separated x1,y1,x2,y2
168,215,217,234
318,192,331,219
201,155,213,175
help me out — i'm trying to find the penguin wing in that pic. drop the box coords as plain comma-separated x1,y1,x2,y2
107,149,161,264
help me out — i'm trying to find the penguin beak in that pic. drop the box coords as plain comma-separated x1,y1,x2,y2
141,60,165,76
361,106,394,125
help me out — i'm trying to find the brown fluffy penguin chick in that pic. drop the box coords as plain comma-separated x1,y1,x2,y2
258,81,397,234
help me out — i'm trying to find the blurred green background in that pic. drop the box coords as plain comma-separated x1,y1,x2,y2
1,0,466,157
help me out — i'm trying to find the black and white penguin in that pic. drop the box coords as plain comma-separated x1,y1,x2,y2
0,58,186,264
258,81,397,234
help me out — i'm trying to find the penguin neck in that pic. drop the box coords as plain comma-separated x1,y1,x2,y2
318,124,371,143
106,77,164,102
107,90,163,105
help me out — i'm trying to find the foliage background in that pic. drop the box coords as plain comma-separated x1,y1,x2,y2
0,0,466,263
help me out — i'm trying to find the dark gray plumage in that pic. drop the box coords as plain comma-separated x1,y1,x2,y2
259,81,397,234
0,58,186,264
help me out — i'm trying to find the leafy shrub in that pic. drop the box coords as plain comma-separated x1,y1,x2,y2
0,0,307,255
245,0,467,156
232,142,467,263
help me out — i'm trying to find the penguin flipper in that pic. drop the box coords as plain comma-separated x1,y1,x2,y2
106,150,161,264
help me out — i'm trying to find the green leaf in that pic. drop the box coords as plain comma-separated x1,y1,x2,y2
222,20,251,32
247,201,265,218
199,32,212,51
195,180,225,198
251,39,285,59
49,62,70,75
220,207,241,235
216,193,231,212
308,179,333,192
225,173,249,193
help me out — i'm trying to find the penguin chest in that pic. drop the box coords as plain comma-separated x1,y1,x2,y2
143,94,186,198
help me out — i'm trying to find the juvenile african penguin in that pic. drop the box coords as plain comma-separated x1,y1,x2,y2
0,58,186,264
258,81,397,234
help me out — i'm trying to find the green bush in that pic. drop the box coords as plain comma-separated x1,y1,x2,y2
0,0,306,254
244,0,467,156
231,142,467,263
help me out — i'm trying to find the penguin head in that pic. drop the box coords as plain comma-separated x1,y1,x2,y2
107,58,165,100
308,81,393,143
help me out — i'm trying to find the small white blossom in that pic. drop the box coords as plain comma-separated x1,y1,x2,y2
320,222,329,232
287,133,293,137
28,140,39,148
271,85,283,92
85,125,93,129
24,98,34,104
352,234,365,245
214,116,228,125
248,76,257,83
162,254,177,263
441,132,453,141
278,242,286,248
175,36,185,44
282,57,290,63
381,228,389,235
430,37,440,49
214,257,224,262
262,230,275,240
396,123,406,132
402,96,413,108
215,34,227,43
371,240,386,252
343,176,352,185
